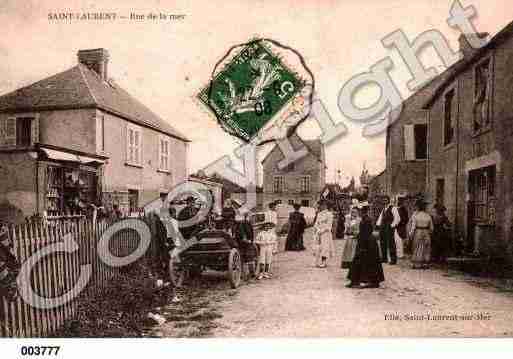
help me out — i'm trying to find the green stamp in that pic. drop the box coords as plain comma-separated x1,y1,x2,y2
199,40,305,142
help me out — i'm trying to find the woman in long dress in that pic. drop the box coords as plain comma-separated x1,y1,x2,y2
346,204,385,288
431,204,451,263
409,199,434,269
313,200,335,268
340,206,361,269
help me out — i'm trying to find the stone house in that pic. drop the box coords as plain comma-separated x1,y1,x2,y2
261,135,326,209
423,23,513,265
384,72,451,201
0,48,189,222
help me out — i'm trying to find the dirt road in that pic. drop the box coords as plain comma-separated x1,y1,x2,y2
156,228,513,337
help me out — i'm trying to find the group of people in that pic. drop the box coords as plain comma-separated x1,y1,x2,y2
304,194,452,289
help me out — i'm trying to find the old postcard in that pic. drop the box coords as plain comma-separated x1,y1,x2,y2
2,0,513,352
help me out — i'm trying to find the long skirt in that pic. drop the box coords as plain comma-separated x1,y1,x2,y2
411,229,431,266
314,232,335,266
394,230,404,259
347,235,385,284
341,235,358,269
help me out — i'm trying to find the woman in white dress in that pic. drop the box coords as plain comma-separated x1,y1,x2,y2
313,200,335,268
340,206,361,269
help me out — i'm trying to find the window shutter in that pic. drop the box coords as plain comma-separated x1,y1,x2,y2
404,124,415,161
31,117,39,145
0,117,17,146
127,128,132,162
157,137,162,169
137,130,142,165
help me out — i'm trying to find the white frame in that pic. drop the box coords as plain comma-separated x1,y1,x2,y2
158,135,171,172
299,175,311,193
126,123,142,166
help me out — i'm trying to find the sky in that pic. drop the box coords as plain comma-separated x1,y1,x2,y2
1,0,512,186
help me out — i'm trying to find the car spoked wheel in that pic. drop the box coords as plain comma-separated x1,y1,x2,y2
228,248,242,288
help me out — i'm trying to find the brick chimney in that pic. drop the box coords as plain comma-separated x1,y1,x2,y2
458,32,489,58
77,48,110,80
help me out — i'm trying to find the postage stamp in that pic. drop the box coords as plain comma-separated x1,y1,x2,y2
198,39,312,143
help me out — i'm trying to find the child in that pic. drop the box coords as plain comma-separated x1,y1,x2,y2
255,222,277,280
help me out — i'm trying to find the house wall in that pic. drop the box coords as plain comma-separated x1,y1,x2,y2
427,34,513,265
262,140,325,209
426,80,460,231
385,75,445,199
39,109,97,153
98,110,188,212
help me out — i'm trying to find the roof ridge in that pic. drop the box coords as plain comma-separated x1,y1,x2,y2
77,64,98,105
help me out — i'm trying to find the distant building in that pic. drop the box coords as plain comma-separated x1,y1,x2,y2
261,134,326,208
368,170,386,200
0,48,190,222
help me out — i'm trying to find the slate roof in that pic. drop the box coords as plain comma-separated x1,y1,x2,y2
261,134,325,167
0,64,190,142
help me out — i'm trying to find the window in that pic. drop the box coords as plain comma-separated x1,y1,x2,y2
469,165,496,223
301,199,309,207
284,162,295,172
473,59,491,133
404,124,427,160
158,136,170,172
126,124,142,166
273,176,284,193
288,199,294,205
414,124,427,159
444,89,455,145
0,116,38,148
299,176,310,193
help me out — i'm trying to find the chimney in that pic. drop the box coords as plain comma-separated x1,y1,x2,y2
77,48,110,80
458,32,489,58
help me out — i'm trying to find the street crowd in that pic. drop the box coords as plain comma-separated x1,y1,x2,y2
147,191,454,295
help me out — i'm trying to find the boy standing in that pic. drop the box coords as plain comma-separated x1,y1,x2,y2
255,222,277,280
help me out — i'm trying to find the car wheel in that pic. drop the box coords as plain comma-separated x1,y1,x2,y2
228,248,242,289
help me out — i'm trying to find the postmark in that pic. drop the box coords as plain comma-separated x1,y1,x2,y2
198,38,314,144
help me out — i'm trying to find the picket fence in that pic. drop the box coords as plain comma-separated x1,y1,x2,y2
0,216,157,337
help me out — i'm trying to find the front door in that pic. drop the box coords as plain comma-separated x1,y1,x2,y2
467,165,496,252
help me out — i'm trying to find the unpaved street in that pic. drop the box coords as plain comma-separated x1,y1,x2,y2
157,228,513,337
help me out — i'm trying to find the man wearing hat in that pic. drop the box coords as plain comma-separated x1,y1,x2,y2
177,196,201,239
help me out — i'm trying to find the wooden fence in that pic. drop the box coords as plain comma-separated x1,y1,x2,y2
0,216,157,337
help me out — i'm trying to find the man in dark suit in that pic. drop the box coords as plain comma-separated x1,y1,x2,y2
376,196,400,264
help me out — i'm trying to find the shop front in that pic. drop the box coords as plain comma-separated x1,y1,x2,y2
37,145,106,220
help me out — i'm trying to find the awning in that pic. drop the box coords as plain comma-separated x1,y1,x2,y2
41,148,105,164
78,155,105,164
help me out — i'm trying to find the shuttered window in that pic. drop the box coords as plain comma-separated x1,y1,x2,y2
126,124,142,166
0,116,38,148
158,136,170,172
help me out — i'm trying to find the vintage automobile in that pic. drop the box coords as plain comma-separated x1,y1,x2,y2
168,221,258,289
